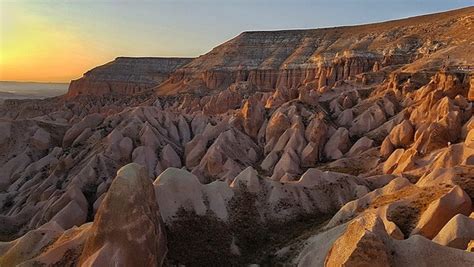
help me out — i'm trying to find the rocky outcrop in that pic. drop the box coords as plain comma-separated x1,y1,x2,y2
153,166,368,265
79,163,167,266
157,7,474,97
0,164,167,267
67,57,192,98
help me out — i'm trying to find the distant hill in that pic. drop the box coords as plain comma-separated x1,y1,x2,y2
0,81,68,102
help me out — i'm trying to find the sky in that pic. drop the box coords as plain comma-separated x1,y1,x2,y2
0,0,472,82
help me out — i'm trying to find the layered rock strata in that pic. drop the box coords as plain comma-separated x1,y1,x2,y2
67,57,192,98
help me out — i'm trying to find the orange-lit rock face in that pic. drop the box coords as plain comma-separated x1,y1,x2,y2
66,57,192,99
469,76,474,101
162,52,381,95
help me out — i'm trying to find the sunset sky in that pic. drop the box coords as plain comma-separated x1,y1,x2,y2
1,0,472,83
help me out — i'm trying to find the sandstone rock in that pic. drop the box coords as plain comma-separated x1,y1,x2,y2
412,186,472,239
50,200,87,230
0,152,32,191
177,115,191,145
346,136,374,157
324,127,350,160
326,177,412,229
261,151,279,172
391,234,474,266
337,109,353,127
350,103,386,136
154,167,233,222
185,135,208,168
240,95,265,138
24,223,92,266
63,113,104,147
79,163,167,266
325,214,390,267
72,127,93,146
192,128,260,183
383,148,411,174
271,150,301,180
469,76,474,101
2,8,474,267
466,129,474,148
380,136,395,159
230,166,261,193
119,136,133,160
132,146,158,178
301,142,320,166
433,214,474,249
0,222,64,266
31,127,51,150
67,57,192,98
265,110,291,151
140,122,161,150
160,144,182,169
298,85,319,105
467,240,474,252
305,116,328,146
202,88,242,114
417,166,474,200
389,119,414,148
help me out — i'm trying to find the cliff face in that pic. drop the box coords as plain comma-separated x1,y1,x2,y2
66,57,192,98
157,7,474,95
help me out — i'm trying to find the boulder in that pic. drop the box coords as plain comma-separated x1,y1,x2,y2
350,103,386,136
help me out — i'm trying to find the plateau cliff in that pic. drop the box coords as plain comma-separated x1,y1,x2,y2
67,57,192,98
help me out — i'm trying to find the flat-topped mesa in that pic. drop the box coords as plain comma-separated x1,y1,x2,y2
66,57,193,99
157,7,474,95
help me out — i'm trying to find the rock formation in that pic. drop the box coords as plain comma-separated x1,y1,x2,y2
67,57,192,98
0,163,167,266
1,6,474,266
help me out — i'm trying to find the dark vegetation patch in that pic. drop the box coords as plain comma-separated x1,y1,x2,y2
165,208,236,266
387,205,420,238
165,187,333,266
453,167,474,200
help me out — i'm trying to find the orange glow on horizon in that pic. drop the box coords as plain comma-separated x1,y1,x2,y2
0,4,111,83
